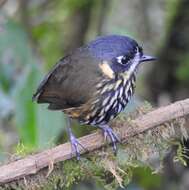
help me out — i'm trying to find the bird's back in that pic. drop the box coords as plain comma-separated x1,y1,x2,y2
33,49,104,110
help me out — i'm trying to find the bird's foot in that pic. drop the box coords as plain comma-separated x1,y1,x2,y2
68,129,86,160
99,125,120,153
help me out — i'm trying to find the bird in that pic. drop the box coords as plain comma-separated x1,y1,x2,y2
33,35,156,159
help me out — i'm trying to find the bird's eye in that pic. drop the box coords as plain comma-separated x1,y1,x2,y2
116,55,130,65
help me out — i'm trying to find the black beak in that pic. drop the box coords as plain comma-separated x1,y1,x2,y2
140,55,157,63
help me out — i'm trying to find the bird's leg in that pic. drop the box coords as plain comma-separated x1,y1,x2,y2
98,124,120,153
66,118,85,160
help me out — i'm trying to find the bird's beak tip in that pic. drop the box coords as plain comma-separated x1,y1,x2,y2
140,55,157,63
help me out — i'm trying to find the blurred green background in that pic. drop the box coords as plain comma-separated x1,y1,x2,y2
0,0,189,189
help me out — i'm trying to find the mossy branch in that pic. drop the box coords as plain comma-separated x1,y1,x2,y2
0,98,189,189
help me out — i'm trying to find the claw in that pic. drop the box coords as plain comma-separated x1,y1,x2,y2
69,132,86,160
99,125,120,153
70,133,80,160
66,120,86,160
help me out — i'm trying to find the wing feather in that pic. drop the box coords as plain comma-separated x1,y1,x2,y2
33,50,103,110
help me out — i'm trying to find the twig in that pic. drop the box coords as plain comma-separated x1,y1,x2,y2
0,98,189,184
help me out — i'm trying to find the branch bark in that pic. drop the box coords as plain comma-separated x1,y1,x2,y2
0,98,189,185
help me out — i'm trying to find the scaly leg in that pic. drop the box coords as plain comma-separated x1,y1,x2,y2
98,124,120,153
66,118,85,160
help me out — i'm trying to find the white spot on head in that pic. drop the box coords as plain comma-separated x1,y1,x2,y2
119,47,140,80
116,55,124,64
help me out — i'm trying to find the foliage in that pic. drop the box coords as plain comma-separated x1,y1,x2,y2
31,0,96,69
0,0,189,189
0,18,65,152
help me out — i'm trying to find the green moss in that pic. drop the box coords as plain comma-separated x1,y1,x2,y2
1,104,188,190
172,141,188,166
14,142,35,156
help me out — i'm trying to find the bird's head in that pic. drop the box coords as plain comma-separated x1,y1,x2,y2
87,35,156,77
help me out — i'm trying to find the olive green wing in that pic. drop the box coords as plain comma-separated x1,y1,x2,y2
33,51,104,110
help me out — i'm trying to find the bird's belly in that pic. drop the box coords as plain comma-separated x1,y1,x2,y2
80,79,135,125
65,74,136,126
